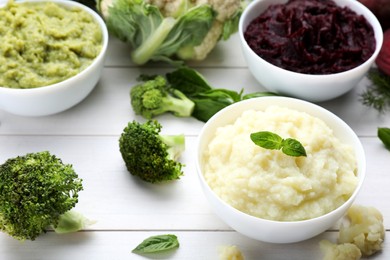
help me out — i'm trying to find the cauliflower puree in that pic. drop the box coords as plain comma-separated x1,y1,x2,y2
203,106,358,221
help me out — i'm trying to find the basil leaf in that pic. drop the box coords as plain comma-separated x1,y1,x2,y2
281,138,307,157
251,131,307,157
250,131,283,150
132,234,179,254
378,127,390,151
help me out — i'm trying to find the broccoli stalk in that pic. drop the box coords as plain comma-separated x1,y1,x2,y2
119,120,185,183
159,134,185,161
130,75,195,119
0,151,89,241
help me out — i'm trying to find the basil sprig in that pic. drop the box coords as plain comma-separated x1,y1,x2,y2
132,234,179,254
250,131,307,157
378,127,390,151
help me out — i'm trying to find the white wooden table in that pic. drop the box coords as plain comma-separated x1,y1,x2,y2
0,35,389,260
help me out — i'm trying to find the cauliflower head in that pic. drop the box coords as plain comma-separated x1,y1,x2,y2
320,240,362,260
339,205,385,256
98,0,244,64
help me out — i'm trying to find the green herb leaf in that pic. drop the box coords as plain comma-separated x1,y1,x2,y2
250,131,283,150
378,127,390,151
281,138,307,157
250,131,307,157
132,234,179,254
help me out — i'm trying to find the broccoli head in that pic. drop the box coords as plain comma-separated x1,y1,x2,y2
119,120,185,183
0,151,83,240
130,75,195,119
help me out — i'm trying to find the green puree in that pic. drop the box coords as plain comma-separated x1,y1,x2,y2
0,1,102,89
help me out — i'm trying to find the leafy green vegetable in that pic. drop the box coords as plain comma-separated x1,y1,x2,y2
119,120,185,183
98,0,244,64
132,234,179,254
131,67,278,122
0,151,84,240
378,127,390,151
360,68,390,113
250,131,307,157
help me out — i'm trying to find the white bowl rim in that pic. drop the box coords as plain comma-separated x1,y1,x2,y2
0,0,109,93
196,96,366,225
238,0,384,78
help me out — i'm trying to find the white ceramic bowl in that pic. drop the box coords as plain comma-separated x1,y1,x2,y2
0,0,108,116
239,0,383,102
196,97,366,243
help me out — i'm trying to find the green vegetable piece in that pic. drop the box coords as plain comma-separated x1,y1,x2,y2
132,234,179,254
166,67,213,95
119,120,185,183
0,151,83,240
250,131,307,157
132,67,279,122
54,210,94,234
130,75,195,119
166,67,278,122
378,127,390,151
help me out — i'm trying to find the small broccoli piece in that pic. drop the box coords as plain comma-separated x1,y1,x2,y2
119,120,185,183
319,240,362,260
0,151,84,241
130,75,195,119
339,205,385,256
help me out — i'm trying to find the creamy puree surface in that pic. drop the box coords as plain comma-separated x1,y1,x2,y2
0,0,102,89
203,106,358,221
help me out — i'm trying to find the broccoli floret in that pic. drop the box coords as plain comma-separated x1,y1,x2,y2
0,151,84,241
130,75,195,119
119,120,185,183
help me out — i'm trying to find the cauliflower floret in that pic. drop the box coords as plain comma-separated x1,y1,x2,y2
149,0,242,21
190,20,222,60
196,0,241,22
218,245,244,260
339,205,385,256
320,240,361,260
99,0,113,17
145,0,191,18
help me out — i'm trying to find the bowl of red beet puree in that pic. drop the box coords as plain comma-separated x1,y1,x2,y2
239,0,383,102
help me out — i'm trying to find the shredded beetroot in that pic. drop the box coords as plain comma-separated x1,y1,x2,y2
244,0,376,74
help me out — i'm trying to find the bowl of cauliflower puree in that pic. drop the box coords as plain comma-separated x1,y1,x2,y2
0,0,108,116
196,96,366,243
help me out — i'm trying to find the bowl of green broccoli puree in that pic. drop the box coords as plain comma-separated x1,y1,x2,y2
0,0,108,116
